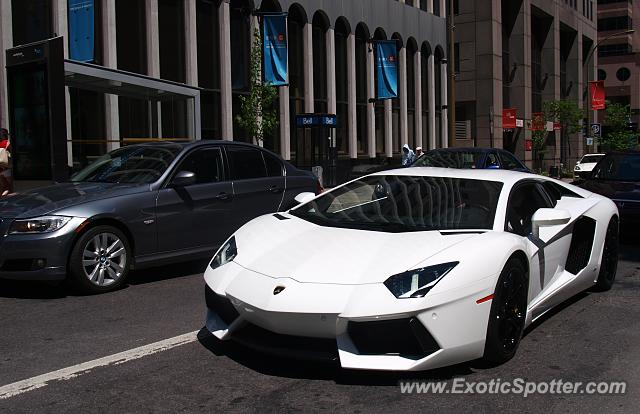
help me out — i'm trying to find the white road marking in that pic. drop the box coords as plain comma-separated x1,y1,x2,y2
0,330,199,400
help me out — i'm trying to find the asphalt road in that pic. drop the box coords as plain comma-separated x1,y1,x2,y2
1,240,639,413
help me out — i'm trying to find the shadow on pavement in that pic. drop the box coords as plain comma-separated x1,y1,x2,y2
197,327,479,385
0,259,208,299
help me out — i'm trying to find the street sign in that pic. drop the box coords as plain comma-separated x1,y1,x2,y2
516,119,524,128
590,123,601,137
586,137,594,146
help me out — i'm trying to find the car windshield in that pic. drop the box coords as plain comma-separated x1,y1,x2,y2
412,150,483,169
580,154,604,164
290,175,503,232
70,145,182,184
592,154,640,181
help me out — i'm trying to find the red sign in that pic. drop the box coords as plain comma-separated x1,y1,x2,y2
590,81,606,110
553,122,561,131
503,108,517,129
525,139,533,151
531,112,545,131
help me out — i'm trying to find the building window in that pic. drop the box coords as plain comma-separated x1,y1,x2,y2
407,43,417,151
197,0,221,140
288,5,306,157
598,43,632,57
11,0,52,46
335,19,349,156
355,24,369,155
598,69,607,81
312,13,329,114
531,31,543,112
420,46,430,149
616,67,631,82
598,16,633,32
230,0,252,141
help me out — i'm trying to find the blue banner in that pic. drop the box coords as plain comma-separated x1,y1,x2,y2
68,0,94,62
374,41,399,100
263,14,288,86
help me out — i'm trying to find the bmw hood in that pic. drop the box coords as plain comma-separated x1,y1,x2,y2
0,182,147,219
232,213,480,285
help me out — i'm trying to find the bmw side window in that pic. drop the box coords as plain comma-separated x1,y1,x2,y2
175,148,224,185
228,147,268,180
263,152,284,177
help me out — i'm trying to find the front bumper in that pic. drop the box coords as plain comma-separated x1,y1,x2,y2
204,262,494,371
0,217,84,281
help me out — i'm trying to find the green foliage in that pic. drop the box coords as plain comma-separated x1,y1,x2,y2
542,100,583,165
236,29,279,144
599,101,635,151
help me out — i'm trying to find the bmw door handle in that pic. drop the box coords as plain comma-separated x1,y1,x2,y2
267,185,283,193
215,192,232,200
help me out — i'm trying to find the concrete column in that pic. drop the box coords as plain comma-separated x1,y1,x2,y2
303,23,314,113
440,0,446,17
441,60,448,148
415,1,421,9
279,87,291,159
366,46,376,158
508,0,531,164
146,0,161,137
414,50,423,148
576,28,584,161
102,0,120,151
384,99,393,158
219,1,233,139
347,33,357,159
398,47,408,148
185,0,198,140
326,28,337,115
427,54,436,149
427,0,434,14
0,1,12,129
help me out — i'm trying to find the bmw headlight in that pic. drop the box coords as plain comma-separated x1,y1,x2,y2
384,262,459,298
9,216,72,234
209,236,238,270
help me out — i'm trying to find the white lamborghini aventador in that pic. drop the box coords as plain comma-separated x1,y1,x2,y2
203,168,619,371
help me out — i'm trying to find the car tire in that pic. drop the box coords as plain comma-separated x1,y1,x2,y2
483,258,528,365
68,225,132,294
594,217,619,292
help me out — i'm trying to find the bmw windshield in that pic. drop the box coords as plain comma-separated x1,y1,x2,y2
70,145,182,184
291,175,503,232
412,150,484,169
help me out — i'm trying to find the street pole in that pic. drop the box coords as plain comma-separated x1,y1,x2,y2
584,29,634,153
448,0,456,147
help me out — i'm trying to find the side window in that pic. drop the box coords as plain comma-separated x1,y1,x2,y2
263,151,284,177
175,147,224,185
500,151,521,170
227,147,268,180
505,183,551,236
541,181,583,206
484,153,500,168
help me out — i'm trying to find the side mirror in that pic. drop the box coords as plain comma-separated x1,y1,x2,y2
294,192,315,205
531,208,571,239
171,170,196,187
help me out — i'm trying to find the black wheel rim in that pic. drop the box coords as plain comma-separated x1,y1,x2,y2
496,268,527,353
603,221,619,282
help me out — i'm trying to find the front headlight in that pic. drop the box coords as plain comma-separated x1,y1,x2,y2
209,236,238,270
575,165,581,171
384,262,459,298
9,216,72,234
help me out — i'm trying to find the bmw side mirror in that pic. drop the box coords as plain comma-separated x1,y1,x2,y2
294,192,315,205
531,208,571,241
171,170,196,187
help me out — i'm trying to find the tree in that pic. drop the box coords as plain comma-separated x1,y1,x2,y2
542,100,583,167
236,29,279,145
599,101,635,151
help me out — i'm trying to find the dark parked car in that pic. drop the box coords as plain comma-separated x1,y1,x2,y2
411,147,531,172
0,141,319,293
577,151,640,227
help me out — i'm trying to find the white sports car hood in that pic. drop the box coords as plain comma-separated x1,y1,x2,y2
231,213,480,285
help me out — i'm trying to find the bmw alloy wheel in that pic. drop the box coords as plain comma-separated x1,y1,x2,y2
82,232,127,287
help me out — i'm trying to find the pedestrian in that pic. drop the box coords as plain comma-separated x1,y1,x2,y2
415,146,423,158
401,144,416,166
0,128,13,196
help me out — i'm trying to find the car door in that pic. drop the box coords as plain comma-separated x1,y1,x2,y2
226,145,286,229
155,146,234,254
504,181,572,309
